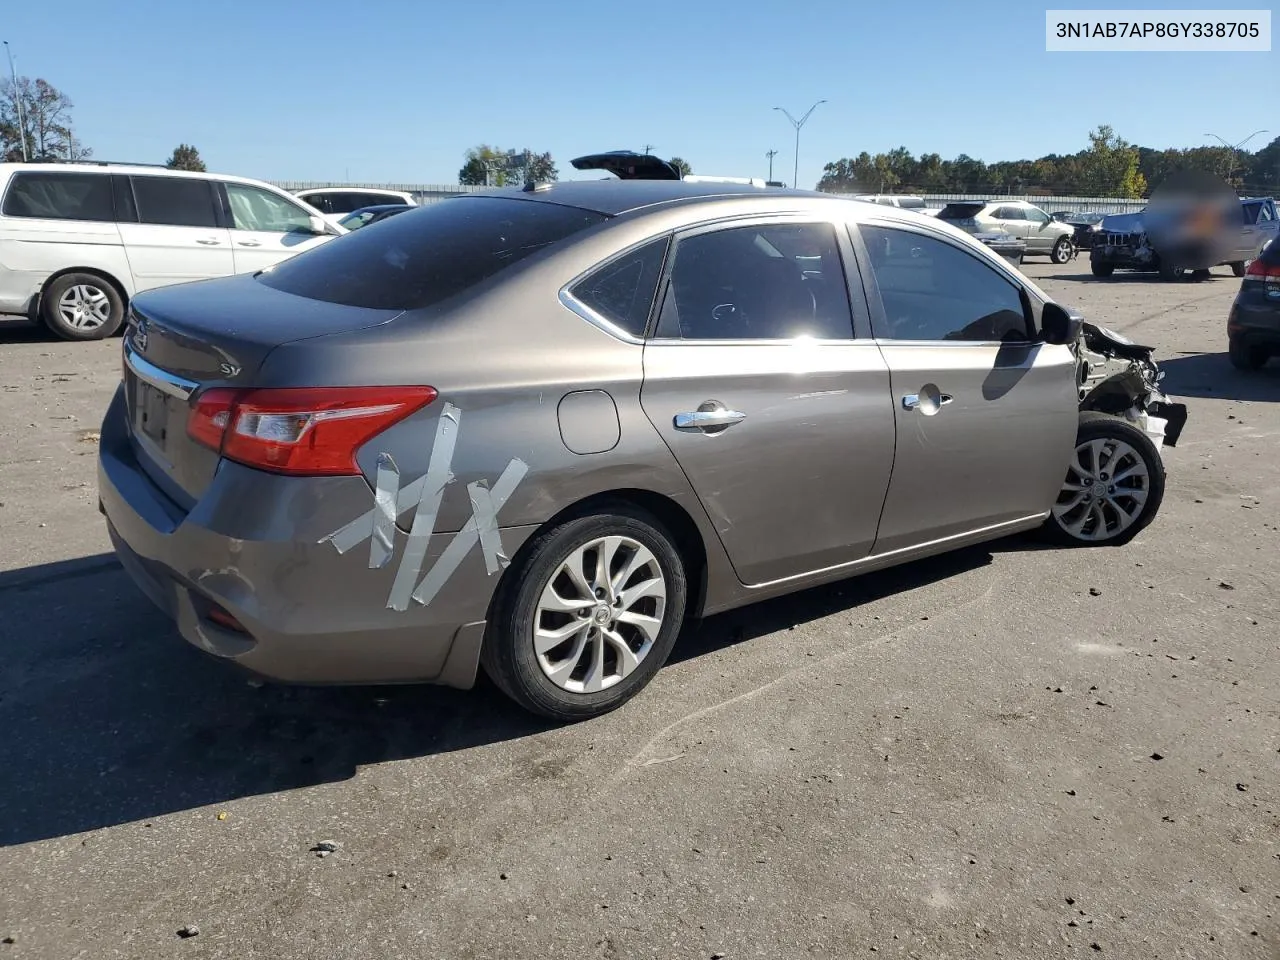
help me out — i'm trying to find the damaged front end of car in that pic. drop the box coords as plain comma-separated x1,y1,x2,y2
1073,321,1188,449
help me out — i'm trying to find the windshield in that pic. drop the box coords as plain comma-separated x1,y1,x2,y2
258,197,607,310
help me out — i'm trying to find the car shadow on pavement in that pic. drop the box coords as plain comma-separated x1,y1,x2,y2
0,543,1002,847
1156,351,1280,402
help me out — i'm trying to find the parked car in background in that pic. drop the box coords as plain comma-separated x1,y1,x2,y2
337,204,414,231
974,231,1026,267
294,188,417,226
0,162,342,341
852,194,942,216
99,180,1184,722
1227,238,1280,370
1052,211,1106,252
937,200,1076,263
1091,196,1278,280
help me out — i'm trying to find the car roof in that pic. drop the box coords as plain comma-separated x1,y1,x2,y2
466,179,826,216
344,204,412,214
296,186,410,195
0,161,297,194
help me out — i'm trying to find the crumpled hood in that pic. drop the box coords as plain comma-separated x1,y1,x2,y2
1100,211,1144,234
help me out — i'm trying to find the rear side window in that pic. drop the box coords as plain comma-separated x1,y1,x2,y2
569,237,669,338
132,176,218,228
257,197,607,310
2,172,114,221
301,193,333,214
937,202,985,221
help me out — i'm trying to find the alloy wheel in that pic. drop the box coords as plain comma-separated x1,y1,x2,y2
532,535,667,694
1051,436,1151,542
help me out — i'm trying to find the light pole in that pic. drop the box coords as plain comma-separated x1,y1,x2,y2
773,100,826,189
766,148,778,181
1204,130,1269,184
3,41,28,162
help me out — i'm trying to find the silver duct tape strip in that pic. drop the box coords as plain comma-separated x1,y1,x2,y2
386,403,462,612
323,473,427,554
468,480,505,575
411,458,528,608
368,452,400,569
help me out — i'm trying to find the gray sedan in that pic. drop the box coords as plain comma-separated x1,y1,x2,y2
99,181,1180,721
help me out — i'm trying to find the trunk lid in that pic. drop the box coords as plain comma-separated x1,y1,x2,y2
570,151,683,181
122,273,402,509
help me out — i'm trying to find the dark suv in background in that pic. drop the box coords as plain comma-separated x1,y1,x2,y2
1228,238,1280,369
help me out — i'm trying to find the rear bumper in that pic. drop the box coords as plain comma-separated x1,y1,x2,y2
97,385,532,687
1229,298,1280,348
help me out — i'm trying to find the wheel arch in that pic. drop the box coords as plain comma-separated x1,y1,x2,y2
496,487,711,621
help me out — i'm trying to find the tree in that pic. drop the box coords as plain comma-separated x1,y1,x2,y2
166,144,206,171
458,145,557,186
0,76,91,161
1073,125,1146,198
669,157,692,177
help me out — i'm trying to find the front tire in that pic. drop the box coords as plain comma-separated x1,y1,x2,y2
1042,412,1166,547
40,272,125,341
1158,259,1182,282
481,506,688,721
1231,261,1248,278
1229,337,1268,371
1090,260,1114,277
1051,236,1073,264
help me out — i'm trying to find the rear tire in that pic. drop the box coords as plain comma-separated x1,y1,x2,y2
1158,259,1182,282
1041,412,1165,547
1051,237,1073,264
481,506,688,722
1231,261,1248,278
1090,261,1114,277
1229,337,1268,371
40,272,125,341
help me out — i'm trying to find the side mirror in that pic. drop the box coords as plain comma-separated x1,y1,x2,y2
308,214,329,235
1040,302,1083,345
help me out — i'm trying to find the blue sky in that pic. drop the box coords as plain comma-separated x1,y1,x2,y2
4,0,1274,187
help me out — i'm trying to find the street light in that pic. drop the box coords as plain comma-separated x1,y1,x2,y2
2,41,27,162
773,100,826,189
1204,130,1269,183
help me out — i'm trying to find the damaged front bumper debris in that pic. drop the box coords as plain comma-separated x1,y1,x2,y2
1074,321,1188,449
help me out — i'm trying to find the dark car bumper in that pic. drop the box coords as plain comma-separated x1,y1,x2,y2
96,384,524,688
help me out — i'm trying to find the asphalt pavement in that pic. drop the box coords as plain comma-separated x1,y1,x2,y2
0,261,1277,959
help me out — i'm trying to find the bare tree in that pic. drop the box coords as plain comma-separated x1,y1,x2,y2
0,76,91,161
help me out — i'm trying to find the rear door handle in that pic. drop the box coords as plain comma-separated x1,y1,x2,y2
674,408,747,431
195,238,222,246
237,240,262,247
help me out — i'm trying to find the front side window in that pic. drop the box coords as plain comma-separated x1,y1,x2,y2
860,225,1030,342
569,237,669,338
2,172,114,222
1025,207,1050,224
257,196,606,310
655,222,854,341
132,176,218,228
226,183,313,233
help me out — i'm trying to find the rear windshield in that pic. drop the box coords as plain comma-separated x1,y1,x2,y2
257,197,607,310
937,202,985,220
896,197,927,209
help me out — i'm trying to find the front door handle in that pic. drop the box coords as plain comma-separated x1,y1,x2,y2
237,240,262,247
195,238,222,246
902,391,953,412
674,406,747,431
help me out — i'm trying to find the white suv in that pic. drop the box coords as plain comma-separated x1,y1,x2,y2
0,162,344,341
292,187,416,226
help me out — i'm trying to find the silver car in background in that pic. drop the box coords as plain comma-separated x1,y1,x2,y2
99,181,1182,722
938,200,1077,263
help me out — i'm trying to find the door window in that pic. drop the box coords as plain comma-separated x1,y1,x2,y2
860,225,1031,342
2,172,114,221
226,183,313,233
655,222,854,340
131,176,219,228
570,237,669,338
1025,207,1051,225
301,193,332,214
994,206,1026,221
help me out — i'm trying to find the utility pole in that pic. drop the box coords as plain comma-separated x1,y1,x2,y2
1204,130,1269,185
766,149,779,181
3,41,28,162
773,100,827,189
641,143,654,156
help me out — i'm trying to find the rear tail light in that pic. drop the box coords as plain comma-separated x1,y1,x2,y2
1244,259,1280,281
187,385,437,476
